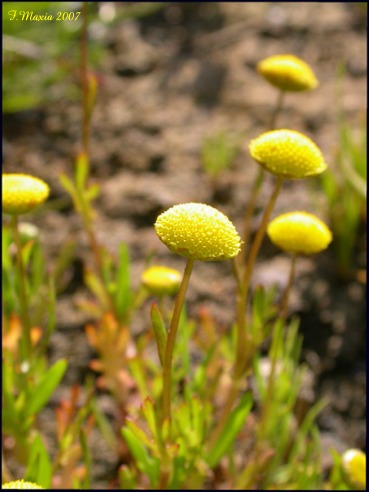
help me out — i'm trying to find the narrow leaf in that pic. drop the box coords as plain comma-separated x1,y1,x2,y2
25,359,67,417
59,173,79,209
25,433,52,488
125,418,157,453
150,303,167,367
206,392,253,468
121,427,159,486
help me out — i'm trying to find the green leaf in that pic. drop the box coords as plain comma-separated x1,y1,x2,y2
150,303,167,367
206,391,253,468
79,428,92,490
2,354,19,431
119,464,137,490
25,359,67,417
24,433,52,488
90,397,117,451
128,357,149,399
121,426,159,487
141,397,159,443
59,173,79,210
85,182,100,203
84,266,111,310
126,418,158,453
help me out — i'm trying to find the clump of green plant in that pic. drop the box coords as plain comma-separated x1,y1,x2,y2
318,65,366,279
2,3,365,490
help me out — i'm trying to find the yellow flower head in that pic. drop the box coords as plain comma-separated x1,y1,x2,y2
257,54,318,91
141,265,182,296
249,129,327,179
155,203,241,261
2,480,44,489
342,449,366,490
267,211,332,255
2,174,50,215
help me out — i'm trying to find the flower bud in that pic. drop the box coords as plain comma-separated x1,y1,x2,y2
257,54,318,92
141,266,182,296
155,203,241,261
249,129,327,179
342,449,366,490
2,174,50,215
267,211,332,255
2,480,44,489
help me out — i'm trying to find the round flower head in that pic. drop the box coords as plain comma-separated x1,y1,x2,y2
267,211,332,255
257,54,318,92
3,174,50,215
2,480,44,489
155,203,241,261
141,265,182,296
342,449,366,490
249,129,327,179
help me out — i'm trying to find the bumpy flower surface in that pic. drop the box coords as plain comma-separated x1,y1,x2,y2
155,203,241,261
342,449,366,490
2,174,50,215
257,54,318,91
2,480,44,489
267,211,332,255
249,129,327,179
141,265,182,296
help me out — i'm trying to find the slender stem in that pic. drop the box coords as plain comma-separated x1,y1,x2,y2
242,177,285,300
209,177,284,448
11,215,31,359
78,3,115,314
269,90,285,130
240,167,265,264
235,176,284,375
162,258,194,427
280,253,298,319
81,2,89,154
238,88,286,268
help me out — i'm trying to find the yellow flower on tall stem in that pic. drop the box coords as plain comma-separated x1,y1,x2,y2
2,173,50,360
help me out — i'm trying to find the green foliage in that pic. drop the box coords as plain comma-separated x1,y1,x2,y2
319,64,366,278
3,2,93,112
205,392,253,468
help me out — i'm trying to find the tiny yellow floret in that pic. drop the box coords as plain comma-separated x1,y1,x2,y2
257,54,318,91
249,129,327,179
342,449,366,490
2,480,44,489
267,212,332,255
155,203,242,261
141,266,182,296
2,174,50,215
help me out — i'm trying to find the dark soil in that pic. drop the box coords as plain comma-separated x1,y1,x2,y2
3,3,366,489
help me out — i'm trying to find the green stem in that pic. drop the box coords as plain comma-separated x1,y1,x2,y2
77,3,115,314
81,2,89,154
279,253,298,319
235,176,284,377
269,90,285,130
162,258,194,427
11,214,31,360
209,177,284,449
239,167,265,264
